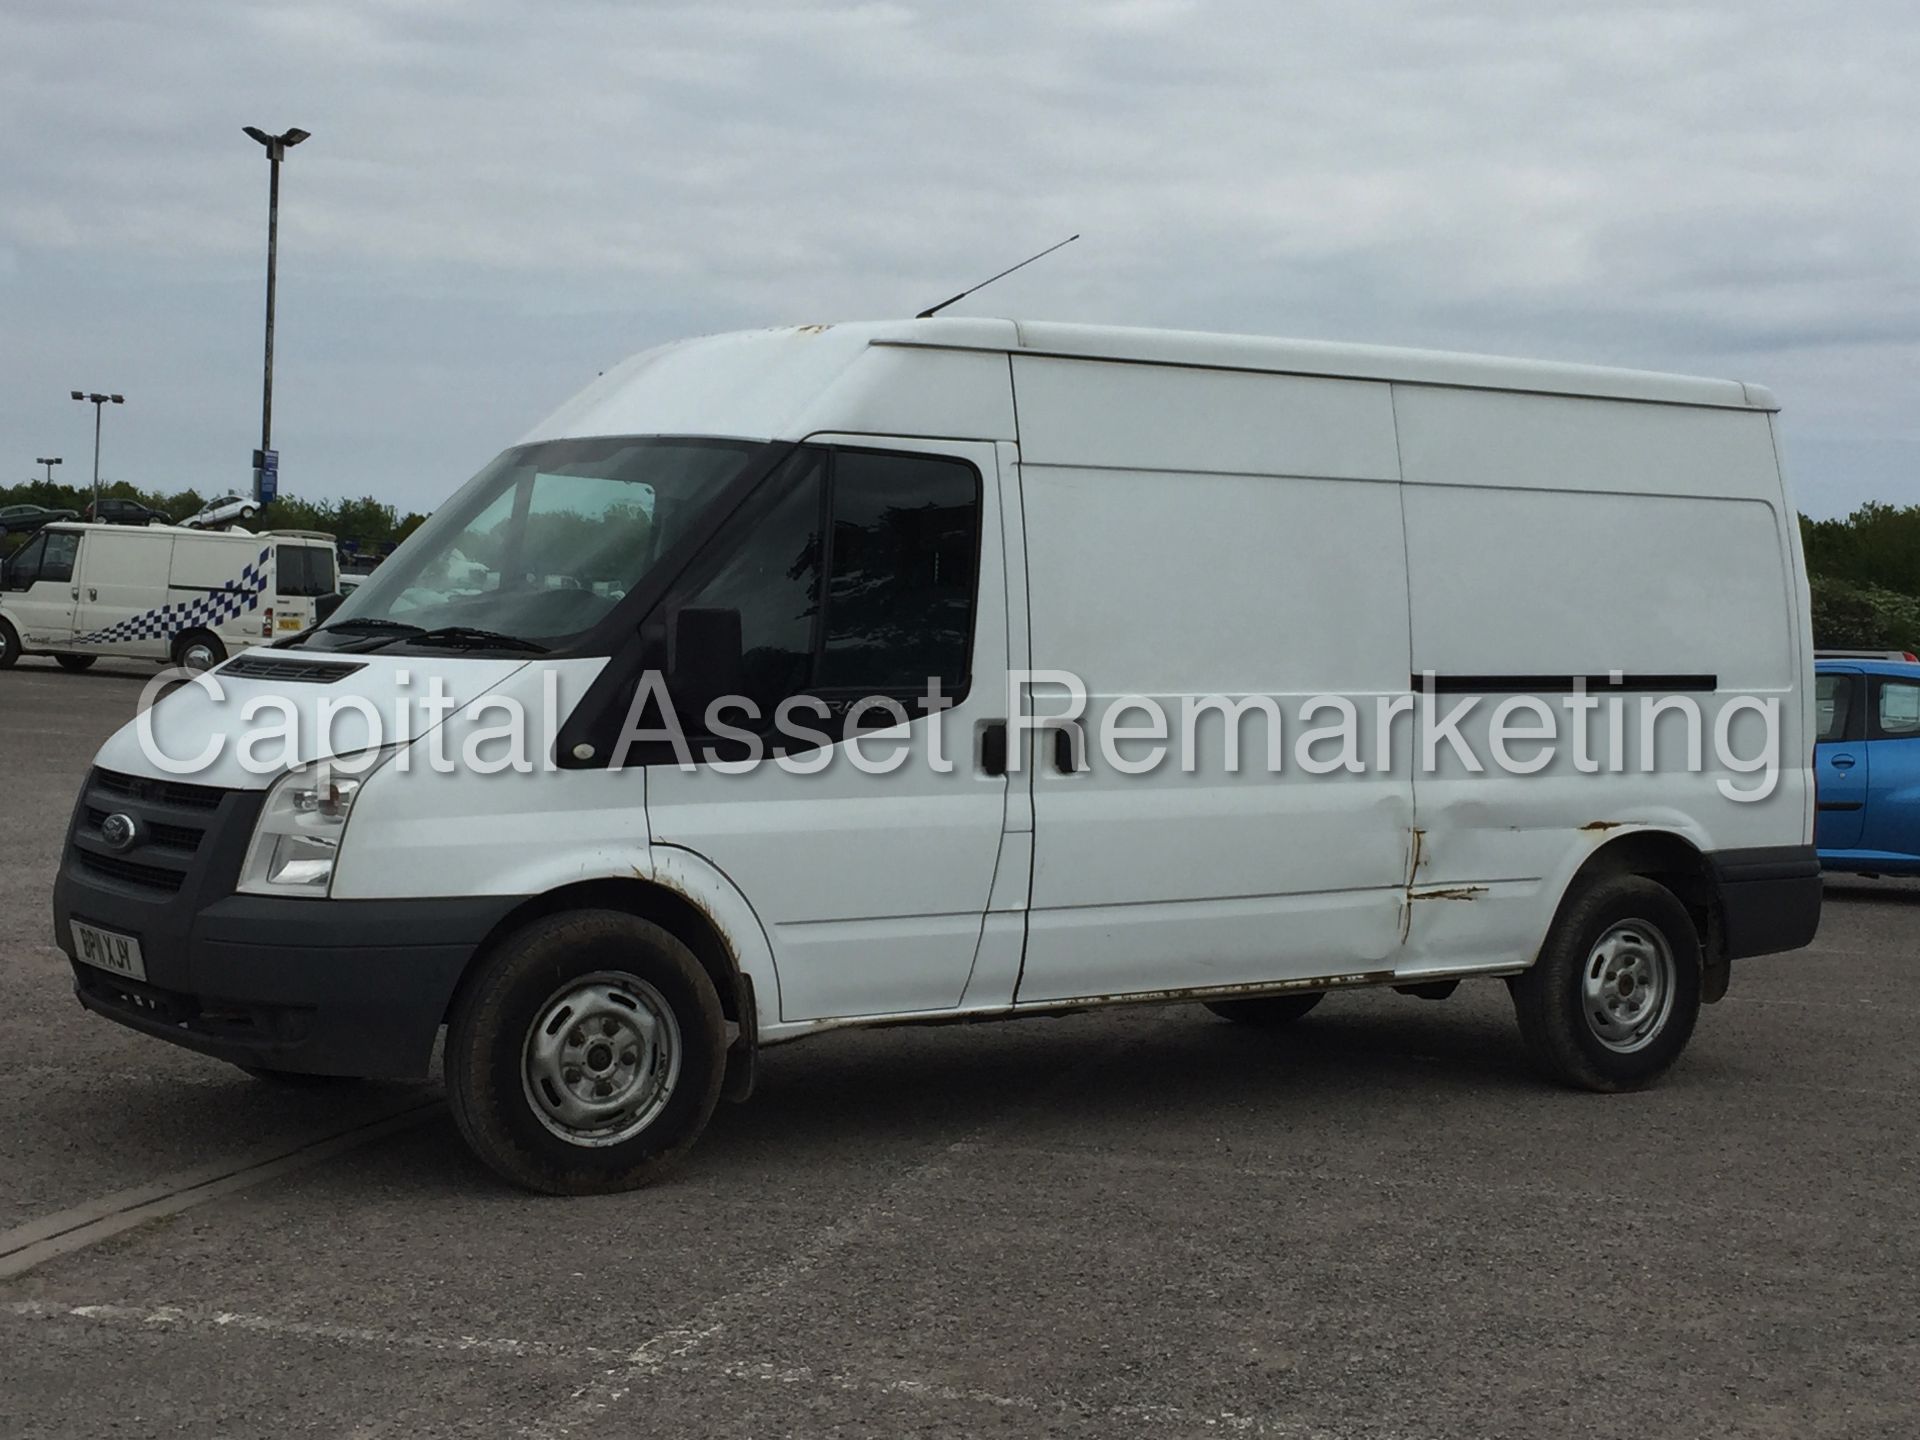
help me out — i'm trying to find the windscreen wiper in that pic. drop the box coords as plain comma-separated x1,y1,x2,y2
312,617,428,637
404,626,550,654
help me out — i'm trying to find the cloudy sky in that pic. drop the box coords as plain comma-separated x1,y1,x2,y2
2,0,1915,518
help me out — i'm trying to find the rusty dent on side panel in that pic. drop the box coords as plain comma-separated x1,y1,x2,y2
1579,820,1626,832
1408,886,1489,902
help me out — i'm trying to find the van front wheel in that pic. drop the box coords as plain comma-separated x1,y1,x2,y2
1512,875,1701,1092
0,619,20,669
445,910,727,1194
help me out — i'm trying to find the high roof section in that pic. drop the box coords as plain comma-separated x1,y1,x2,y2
938,318,1773,411
524,317,1774,446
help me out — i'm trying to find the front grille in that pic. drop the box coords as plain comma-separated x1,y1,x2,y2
75,851,188,894
219,655,367,684
68,768,243,902
84,807,203,855
93,770,225,812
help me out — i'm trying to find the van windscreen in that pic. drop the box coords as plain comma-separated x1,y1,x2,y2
311,437,763,650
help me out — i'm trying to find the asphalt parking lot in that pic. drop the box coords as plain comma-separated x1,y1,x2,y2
2,655,1915,1439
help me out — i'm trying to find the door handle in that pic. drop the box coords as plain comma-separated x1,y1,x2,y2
88,588,98,601
979,721,1007,777
1051,722,1085,774
70,588,79,600
1830,754,1856,771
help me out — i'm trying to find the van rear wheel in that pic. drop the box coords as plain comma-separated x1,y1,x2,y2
1205,992,1324,1026
1511,874,1701,1091
0,619,20,669
55,654,97,672
172,630,226,672
445,910,727,1195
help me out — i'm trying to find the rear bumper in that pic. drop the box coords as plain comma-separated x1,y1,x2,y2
1709,844,1822,959
56,880,523,1077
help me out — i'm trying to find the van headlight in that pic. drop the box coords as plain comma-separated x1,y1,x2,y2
239,752,394,897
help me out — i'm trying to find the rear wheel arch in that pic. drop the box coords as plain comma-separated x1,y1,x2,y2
1549,829,1727,1000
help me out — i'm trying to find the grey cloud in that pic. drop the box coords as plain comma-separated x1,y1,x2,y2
2,0,1916,517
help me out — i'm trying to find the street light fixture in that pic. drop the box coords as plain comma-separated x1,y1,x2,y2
35,456,62,484
243,125,310,508
69,392,124,517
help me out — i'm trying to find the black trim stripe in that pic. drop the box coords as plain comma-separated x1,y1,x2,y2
1416,673,1719,695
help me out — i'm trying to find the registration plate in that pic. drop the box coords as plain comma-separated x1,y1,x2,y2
72,921,146,981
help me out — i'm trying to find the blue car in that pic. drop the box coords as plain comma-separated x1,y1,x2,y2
1815,657,1920,875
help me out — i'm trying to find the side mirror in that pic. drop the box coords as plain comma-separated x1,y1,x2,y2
668,607,744,730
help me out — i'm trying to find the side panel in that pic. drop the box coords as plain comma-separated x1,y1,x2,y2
65,532,274,658
171,534,276,653
1011,356,1414,1003
1392,386,1810,972
70,530,176,659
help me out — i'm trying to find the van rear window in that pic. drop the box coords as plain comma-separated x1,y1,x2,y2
277,546,336,597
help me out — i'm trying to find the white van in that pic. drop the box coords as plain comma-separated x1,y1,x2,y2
52,320,1820,1193
0,523,338,672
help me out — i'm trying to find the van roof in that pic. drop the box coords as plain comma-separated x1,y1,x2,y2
866,318,1775,411
44,522,263,537
527,318,1778,449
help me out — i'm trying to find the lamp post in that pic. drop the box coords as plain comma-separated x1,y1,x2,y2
242,125,310,507
69,393,123,517
35,456,62,485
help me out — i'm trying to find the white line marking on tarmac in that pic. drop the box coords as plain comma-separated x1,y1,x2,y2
0,1101,443,1281
3,1300,1289,1435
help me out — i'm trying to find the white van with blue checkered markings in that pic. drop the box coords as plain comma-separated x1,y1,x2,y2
0,522,338,673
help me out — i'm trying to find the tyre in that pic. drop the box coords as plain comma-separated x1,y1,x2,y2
55,654,97,672
0,619,19,670
172,630,227,672
235,1064,361,1086
1205,991,1324,1026
240,506,257,521
445,910,727,1194
1511,874,1701,1092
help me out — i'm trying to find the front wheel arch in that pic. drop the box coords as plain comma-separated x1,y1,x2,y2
455,877,751,1033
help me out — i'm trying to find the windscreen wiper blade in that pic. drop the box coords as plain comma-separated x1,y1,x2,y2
312,617,428,637
405,626,550,654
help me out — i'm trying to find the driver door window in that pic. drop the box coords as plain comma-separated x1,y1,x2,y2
6,534,45,590
672,446,982,731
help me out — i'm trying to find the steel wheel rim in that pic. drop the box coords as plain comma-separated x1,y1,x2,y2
182,642,217,671
1581,922,1676,1053
521,972,682,1147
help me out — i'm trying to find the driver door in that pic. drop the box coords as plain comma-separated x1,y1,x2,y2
3,531,80,650
644,439,1016,1023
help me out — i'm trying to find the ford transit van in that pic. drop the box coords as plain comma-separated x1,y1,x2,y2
51,320,1821,1192
1,522,338,672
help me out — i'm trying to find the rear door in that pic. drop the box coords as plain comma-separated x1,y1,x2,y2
1859,673,1920,860
1813,669,1868,850
272,543,334,636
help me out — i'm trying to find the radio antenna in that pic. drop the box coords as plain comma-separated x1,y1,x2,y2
915,234,1080,319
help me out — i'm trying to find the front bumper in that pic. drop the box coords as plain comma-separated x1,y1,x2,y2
53,768,523,1077
1709,844,1823,959
58,891,521,1077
